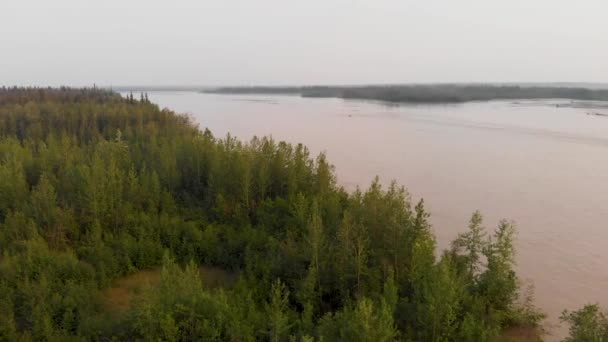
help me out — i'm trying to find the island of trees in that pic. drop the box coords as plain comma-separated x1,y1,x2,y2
204,84,608,104
0,87,604,341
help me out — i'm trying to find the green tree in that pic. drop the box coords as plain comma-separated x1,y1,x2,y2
336,210,369,298
452,210,487,278
561,304,608,342
0,152,28,220
479,220,519,314
28,174,66,248
319,297,397,342
267,279,291,342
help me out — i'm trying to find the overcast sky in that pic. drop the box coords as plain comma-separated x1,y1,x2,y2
1,0,607,86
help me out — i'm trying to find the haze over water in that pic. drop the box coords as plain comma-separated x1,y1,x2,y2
144,91,608,339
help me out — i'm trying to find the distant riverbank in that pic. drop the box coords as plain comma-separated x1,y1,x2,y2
203,84,608,104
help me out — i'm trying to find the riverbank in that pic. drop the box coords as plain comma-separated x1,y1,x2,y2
203,84,608,104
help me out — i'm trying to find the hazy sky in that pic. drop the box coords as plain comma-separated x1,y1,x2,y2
2,0,607,86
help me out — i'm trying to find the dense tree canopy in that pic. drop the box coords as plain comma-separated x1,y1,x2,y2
0,87,550,341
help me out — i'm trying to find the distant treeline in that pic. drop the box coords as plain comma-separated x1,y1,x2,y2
112,85,207,92
0,86,120,105
204,84,608,103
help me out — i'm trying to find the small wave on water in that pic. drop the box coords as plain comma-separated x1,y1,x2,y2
230,98,280,105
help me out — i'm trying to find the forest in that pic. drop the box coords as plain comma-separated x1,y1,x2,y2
204,84,608,103
0,87,604,341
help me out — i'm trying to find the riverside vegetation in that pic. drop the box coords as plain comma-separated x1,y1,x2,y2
0,87,603,341
204,84,608,103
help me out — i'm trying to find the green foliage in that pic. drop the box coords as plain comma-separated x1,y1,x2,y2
561,304,608,342
0,87,544,341
267,280,292,342
452,210,486,278
129,254,241,341
319,296,398,342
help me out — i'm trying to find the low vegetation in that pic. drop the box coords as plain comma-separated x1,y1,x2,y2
0,87,596,341
205,84,608,103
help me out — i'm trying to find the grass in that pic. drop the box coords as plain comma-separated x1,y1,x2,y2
497,326,544,342
101,265,236,312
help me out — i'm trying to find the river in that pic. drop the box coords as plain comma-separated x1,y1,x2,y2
141,91,608,340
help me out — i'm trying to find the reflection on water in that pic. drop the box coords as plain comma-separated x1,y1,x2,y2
143,91,608,340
